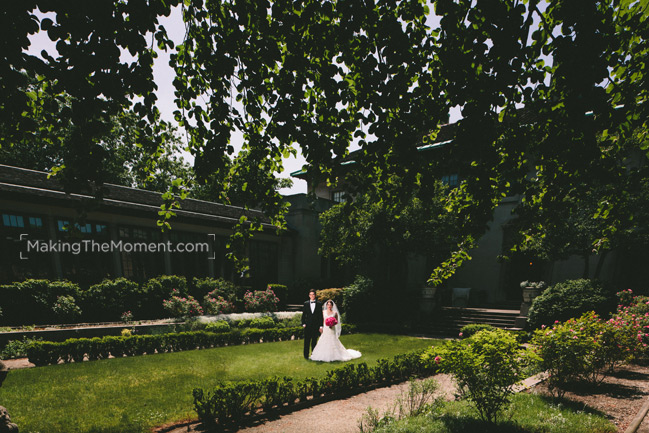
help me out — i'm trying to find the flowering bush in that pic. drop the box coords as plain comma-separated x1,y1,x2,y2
531,311,640,397
424,328,529,423
120,311,134,323
163,290,204,318
611,289,649,359
203,296,236,315
51,295,82,322
243,289,279,313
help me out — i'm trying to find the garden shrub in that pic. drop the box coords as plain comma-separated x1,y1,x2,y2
120,311,134,323
193,380,265,426
531,311,638,397
163,290,203,318
459,323,494,339
83,278,142,322
194,277,241,302
609,290,649,359
52,295,82,322
527,279,615,329
316,288,344,306
203,295,236,315
343,275,374,323
0,279,82,325
142,275,188,318
249,316,277,329
267,284,289,306
426,328,528,423
1,337,42,359
205,320,231,333
260,376,296,411
243,288,279,312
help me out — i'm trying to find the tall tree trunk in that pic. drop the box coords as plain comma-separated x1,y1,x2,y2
594,250,610,280
583,254,590,279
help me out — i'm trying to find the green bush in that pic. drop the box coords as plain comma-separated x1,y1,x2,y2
205,320,231,333
1,337,43,359
343,275,374,323
142,275,188,318
532,311,641,397
527,279,614,329
52,295,82,322
194,277,241,302
163,292,203,318
243,289,279,312
426,328,529,423
0,279,82,325
280,314,302,328
203,295,236,315
83,278,142,322
459,324,494,339
316,288,344,307
267,284,289,306
249,317,277,329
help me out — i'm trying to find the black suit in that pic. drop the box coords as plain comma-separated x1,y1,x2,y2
302,299,324,359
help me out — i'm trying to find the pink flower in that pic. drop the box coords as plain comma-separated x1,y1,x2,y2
459,332,464,337
434,356,441,364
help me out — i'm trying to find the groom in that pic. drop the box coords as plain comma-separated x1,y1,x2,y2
301,289,323,359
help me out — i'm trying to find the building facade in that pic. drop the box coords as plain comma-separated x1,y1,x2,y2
0,164,294,289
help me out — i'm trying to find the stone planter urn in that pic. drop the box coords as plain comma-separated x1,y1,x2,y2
522,286,542,304
517,281,547,327
420,287,438,315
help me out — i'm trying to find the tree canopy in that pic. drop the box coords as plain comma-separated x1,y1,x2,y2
2,0,648,282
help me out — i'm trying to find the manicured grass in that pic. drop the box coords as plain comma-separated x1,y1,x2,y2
370,392,616,433
0,333,439,433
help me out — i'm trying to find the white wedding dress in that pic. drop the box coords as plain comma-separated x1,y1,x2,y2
310,311,362,362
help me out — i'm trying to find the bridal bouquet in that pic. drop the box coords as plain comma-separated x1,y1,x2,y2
325,316,338,327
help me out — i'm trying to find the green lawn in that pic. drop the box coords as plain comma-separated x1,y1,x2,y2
0,333,439,433
370,393,616,433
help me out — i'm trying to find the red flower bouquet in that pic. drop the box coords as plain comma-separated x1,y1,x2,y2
325,316,338,327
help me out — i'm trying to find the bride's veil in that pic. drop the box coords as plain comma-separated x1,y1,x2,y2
323,300,342,337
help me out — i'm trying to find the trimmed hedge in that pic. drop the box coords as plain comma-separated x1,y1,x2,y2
192,349,438,427
25,324,356,366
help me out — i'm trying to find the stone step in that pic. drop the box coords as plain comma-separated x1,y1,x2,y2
423,306,522,336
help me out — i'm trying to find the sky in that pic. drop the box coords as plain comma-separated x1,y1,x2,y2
28,5,460,196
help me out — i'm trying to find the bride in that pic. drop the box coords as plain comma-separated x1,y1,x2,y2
310,300,362,362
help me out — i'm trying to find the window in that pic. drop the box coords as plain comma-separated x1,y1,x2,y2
29,217,42,227
442,174,459,188
332,191,346,203
3,214,24,228
0,213,50,282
